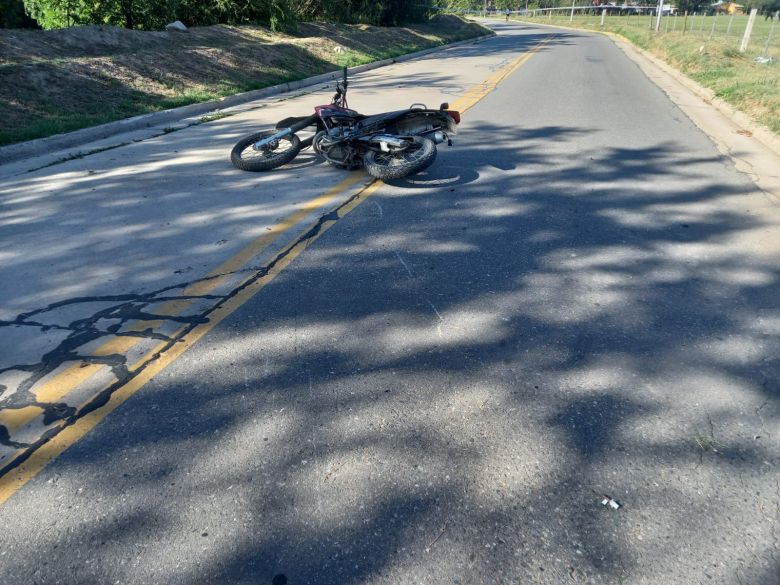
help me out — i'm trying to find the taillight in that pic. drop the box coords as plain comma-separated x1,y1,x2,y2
445,110,461,124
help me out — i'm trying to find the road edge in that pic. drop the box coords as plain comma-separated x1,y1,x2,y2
488,18,780,200
606,33,780,158
492,17,780,158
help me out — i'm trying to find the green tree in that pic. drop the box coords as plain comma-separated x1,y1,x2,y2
675,0,709,13
17,0,434,30
23,0,85,27
758,0,780,17
0,0,39,27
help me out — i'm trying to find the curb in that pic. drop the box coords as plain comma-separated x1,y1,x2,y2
0,31,495,165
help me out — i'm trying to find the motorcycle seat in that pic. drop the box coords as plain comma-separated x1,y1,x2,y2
357,109,415,129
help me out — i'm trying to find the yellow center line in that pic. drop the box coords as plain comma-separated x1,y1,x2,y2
450,36,555,114
0,173,367,452
0,178,384,505
0,33,552,505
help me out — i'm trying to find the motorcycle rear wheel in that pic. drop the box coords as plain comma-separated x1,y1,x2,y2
363,136,437,180
231,131,301,172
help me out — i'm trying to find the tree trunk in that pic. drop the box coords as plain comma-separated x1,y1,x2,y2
122,0,134,29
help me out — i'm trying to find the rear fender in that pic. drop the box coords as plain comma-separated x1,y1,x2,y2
394,111,458,135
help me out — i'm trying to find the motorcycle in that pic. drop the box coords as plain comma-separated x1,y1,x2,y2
230,67,461,180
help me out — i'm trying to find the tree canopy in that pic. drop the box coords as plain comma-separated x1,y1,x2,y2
4,0,435,30
1,0,39,27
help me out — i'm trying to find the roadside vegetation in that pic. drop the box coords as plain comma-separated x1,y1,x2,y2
1,0,436,30
0,15,488,146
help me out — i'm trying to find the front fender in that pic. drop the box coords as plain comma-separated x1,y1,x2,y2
275,115,320,130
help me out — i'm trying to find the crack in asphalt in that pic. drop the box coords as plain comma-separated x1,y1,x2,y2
0,188,362,476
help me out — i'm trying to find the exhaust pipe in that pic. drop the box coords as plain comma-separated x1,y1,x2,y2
370,135,407,148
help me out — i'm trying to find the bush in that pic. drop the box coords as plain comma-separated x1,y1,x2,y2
12,0,435,30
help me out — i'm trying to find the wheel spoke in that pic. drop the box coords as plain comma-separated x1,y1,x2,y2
243,137,295,161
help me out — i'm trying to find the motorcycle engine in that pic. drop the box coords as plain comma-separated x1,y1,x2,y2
314,131,359,169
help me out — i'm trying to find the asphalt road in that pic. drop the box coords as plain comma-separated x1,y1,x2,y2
1,21,779,585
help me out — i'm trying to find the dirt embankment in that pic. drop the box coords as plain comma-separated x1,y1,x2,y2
0,15,488,146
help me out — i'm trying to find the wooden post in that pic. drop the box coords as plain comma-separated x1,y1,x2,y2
709,11,719,40
761,11,779,58
740,8,758,52
725,13,734,40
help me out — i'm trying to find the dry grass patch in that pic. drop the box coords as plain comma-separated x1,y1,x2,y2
0,15,488,146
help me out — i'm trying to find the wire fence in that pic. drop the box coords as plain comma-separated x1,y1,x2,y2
475,7,780,61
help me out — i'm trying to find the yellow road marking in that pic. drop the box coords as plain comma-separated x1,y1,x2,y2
0,179,384,505
0,173,366,452
0,407,44,435
0,33,550,504
450,36,555,114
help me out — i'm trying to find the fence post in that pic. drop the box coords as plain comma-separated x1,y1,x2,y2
570,0,576,22
601,8,607,27
762,11,779,59
683,11,689,34
655,0,663,32
698,12,706,34
725,13,734,40
740,8,758,52
673,12,677,32
709,11,719,39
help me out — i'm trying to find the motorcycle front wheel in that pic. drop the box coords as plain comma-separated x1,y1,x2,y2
230,131,301,172
363,136,437,180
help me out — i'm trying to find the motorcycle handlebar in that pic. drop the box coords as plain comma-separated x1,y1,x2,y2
330,67,348,106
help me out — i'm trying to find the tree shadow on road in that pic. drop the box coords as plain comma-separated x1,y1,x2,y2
0,113,778,585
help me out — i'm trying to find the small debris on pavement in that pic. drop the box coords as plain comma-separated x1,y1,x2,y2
600,495,621,510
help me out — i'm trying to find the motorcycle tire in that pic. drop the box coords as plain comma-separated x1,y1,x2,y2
231,131,301,172
363,136,437,181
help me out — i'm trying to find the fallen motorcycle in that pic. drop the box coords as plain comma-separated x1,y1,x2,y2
230,67,460,180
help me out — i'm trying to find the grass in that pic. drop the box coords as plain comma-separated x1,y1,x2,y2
693,433,722,453
505,12,780,135
199,112,234,123
0,16,489,147
0,112,120,146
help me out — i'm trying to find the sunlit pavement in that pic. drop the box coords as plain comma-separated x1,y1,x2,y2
1,21,778,585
